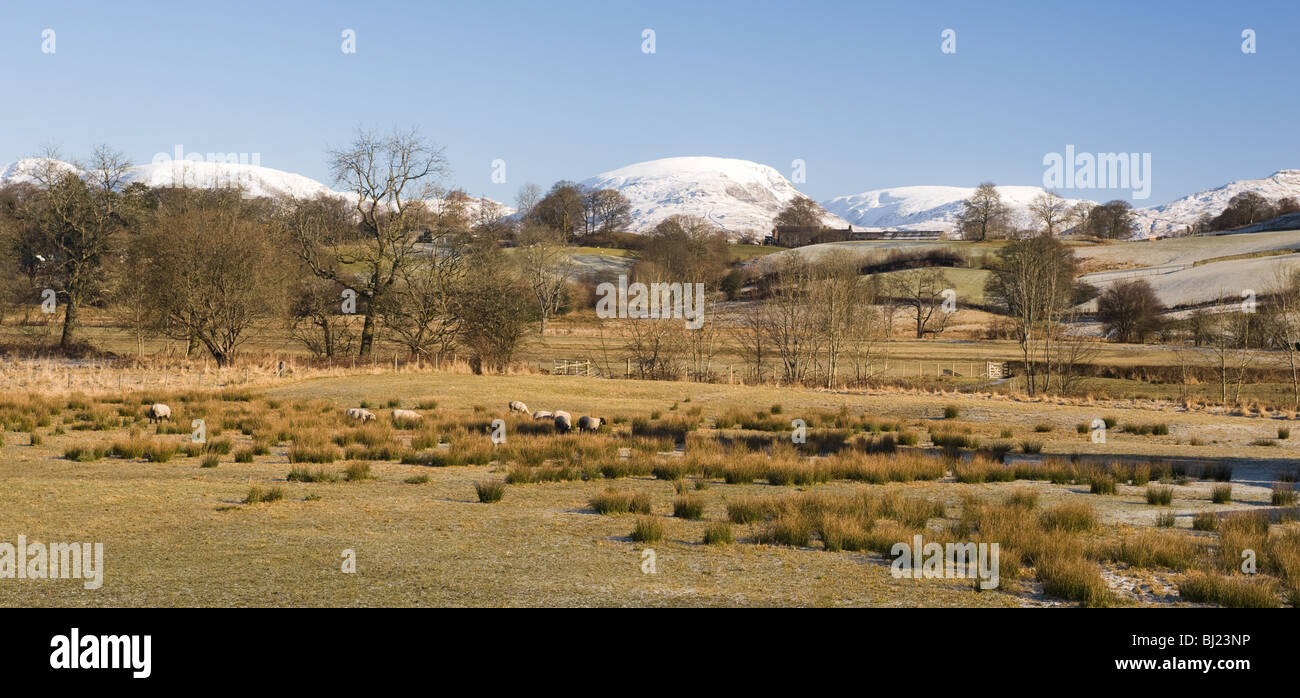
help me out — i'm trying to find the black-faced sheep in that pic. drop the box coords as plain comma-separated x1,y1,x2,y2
147,403,172,424
553,410,572,433
577,416,606,433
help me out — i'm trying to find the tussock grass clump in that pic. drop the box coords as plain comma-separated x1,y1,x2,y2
942,405,960,419
475,480,506,503
287,466,339,483
205,437,233,455
1033,423,1054,433
727,496,776,524
1146,485,1174,505
1019,440,1043,454
145,442,177,463
1007,488,1038,509
1271,484,1297,506
591,489,652,515
1210,484,1232,504
1155,511,1177,528
1278,427,1291,440
630,515,664,542
672,495,705,520
1192,511,1218,531
755,514,814,547
1089,475,1117,495
702,522,733,545
404,473,430,484
1099,529,1201,570
64,444,106,462
234,448,255,463
1039,501,1096,533
343,462,375,482
1036,554,1116,607
200,455,219,468
243,485,285,504
954,458,1014,484
1178,571,1279,608
288,440,342,464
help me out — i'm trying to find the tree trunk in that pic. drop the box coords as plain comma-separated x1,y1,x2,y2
359,311,376,357
59,300,78,349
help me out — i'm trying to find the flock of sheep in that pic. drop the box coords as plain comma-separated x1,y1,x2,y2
143,401,606,435
341,401,605,434
507,401,605,433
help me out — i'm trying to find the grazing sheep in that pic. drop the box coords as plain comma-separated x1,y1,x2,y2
391,409,422,423
345,407,377,423
577,416,606,433
553,410,572,433
532,410,553,421
508,401,530,414
147,403,171,424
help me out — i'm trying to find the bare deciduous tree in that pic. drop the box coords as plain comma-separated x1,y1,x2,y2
287,128,449,357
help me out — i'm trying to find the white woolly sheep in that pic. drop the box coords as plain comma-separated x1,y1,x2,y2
391,409,423,423
553,410,572,433
577,416,605,433
508,401,530,414
532,410,553,421
346,407,377,423
147,403,172,424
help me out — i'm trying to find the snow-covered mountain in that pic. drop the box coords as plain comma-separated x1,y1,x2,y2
825,172,1300,240
0,157,511,217
823,185,1095,235
580,156,849,236
1130,170,1300,237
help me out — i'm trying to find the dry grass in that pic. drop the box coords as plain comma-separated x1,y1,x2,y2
4,368,1299,607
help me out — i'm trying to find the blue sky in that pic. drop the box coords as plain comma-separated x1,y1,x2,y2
1,0,1296,205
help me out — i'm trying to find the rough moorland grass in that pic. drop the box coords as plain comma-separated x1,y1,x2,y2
1210,484,1232,504
1098,529,1201,570
672,495,705,519
1178,571,1279,608
63,444,106,462
1039,501,1096,533
287,466,340,483
1089,475,1117,495
343,462,375,482
475,480,506,503
590,489,652,515
702,522,733,545
1146,485,1174,505
1036,553,1117,607
403,473,430,485
1192,511,1218,531
243,485,285,504
1271,484,1297,506
630,515,663,542
200,454,219,468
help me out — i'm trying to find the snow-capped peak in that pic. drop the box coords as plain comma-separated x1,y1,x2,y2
580,156,848,235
